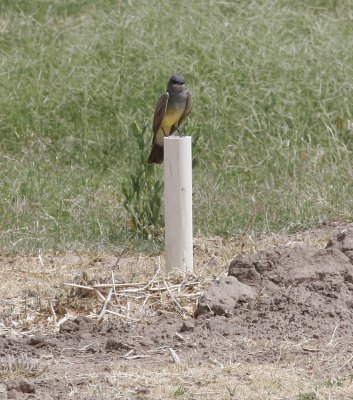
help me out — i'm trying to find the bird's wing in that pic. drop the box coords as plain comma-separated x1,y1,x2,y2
180,90,193,125
170,90,192,134
152,92,169,137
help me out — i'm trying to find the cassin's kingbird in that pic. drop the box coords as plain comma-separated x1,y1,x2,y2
147,74,192,164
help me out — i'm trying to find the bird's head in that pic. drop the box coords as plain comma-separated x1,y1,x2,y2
167,74,186,92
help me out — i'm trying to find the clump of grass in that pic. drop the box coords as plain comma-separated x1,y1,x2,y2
122,123,163,240
226,385,237,397
172,385,188,397
321,377,344,388
0,354,40,379
297,392,317,400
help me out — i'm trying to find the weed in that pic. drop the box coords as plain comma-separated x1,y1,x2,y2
173,385,188,397
297,392,317,400
226,385,237,397
322,377,344,388
122,123,163,240
0,355,40,379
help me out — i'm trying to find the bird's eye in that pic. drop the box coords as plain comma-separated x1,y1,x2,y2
172,79,184,85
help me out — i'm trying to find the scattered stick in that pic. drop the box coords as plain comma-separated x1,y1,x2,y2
147,346,169,353
124,349,135,358
141,256,161,290
64,281,199,293
64,283,95,290
63,283,105,301
93,281,200,292
174,332,186,341
61,344,95,353
111,271,117,298
125,355,151,360
56,316,70,327
210,358,224,368
338,354,353,371
97,288,114,323
90,282,146,289
302,345,320,353
49,300,57,325
163,279,185,316
63,272,201,323
93,288,106,302
38,253,45,268
327,323,339,347
169,347,181,364
105,309,139,322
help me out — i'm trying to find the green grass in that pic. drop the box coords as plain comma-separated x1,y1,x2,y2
1,0,353,253
297,392,317,400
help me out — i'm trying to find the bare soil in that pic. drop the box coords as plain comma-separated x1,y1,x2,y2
1,224,353,399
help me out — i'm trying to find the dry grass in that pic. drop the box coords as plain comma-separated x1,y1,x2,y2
0,225,335,335
0,354,42,380
0,225,351,399
48,361,353,400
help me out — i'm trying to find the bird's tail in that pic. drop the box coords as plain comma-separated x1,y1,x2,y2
147,144,164,164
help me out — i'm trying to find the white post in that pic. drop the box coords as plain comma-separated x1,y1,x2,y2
164,136,193,273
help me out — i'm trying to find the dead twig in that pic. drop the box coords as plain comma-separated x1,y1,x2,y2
125,355,151,360
140,257,161,291
93,288,106,302
63,271,200,324
105,309,139,322
163,279,185,316
64,282,200,299
61,344,95,353
327,323,339,347
49,300,57,325
124,349,135,358
97,288,114,323
63,283,106,302
95,281,200,293
111,270,117,298
338,354,353,371
90,282,146,289
169,348,181,364
174,332,186,341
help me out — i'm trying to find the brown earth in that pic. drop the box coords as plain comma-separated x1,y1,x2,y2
1,224,353,399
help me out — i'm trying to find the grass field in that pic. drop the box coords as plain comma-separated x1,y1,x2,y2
1,0,353,253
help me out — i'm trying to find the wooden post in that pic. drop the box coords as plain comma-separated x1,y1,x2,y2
164,136,193,273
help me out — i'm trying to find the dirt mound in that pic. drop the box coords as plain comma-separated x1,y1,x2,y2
196,276,255,317
196,229,353,340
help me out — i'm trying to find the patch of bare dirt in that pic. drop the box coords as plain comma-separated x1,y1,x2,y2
1,223,353,399
197,230,353,341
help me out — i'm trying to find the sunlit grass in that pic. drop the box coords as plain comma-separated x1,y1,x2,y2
1,0,353,252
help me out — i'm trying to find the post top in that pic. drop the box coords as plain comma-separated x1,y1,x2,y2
164,136,192,140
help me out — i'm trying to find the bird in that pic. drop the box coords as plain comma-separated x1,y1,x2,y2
147,74,192,164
